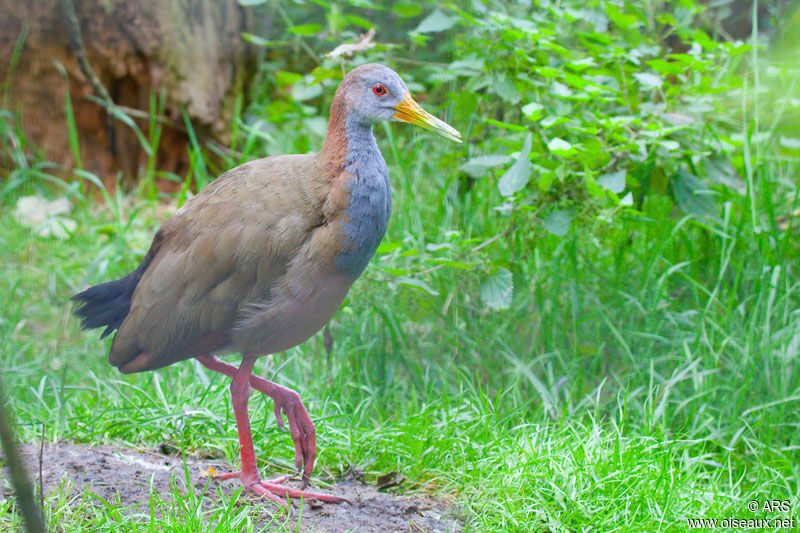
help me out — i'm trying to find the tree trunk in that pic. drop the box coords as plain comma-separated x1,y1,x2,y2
0,0,255,190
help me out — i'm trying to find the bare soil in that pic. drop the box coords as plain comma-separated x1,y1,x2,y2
1,442,462,532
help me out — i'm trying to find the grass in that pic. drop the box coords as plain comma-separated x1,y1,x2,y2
2,18,800,531
2,114,799,531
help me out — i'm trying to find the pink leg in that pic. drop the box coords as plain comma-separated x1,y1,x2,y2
197,355,316,483
228,358,284,504
199,355,343,504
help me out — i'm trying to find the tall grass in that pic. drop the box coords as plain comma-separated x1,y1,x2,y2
2,101,798,529
1,3,799,530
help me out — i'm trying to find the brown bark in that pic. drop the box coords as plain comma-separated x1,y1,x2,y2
0,0,254,190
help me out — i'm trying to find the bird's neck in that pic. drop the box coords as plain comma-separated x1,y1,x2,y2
320,93,348,169
322,106,392,278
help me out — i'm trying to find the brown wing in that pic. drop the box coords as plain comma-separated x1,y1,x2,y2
108,155,328,372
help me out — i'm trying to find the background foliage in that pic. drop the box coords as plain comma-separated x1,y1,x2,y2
2,0,800,530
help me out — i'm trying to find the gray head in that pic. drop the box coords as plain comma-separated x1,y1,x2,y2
336,63,461,143
339,64,408,123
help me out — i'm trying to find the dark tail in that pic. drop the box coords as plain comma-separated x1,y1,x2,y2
72,231,162,338
71,270,143,338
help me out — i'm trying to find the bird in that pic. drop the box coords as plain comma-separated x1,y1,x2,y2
71,63,461,505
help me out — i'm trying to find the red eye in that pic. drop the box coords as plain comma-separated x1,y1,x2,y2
372,83,387,96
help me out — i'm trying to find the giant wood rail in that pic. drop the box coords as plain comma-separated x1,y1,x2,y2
72,63,461,504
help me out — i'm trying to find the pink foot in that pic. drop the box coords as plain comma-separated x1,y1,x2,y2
203,357,345,506
214,471,345,504
268,387,317,485
196,355,317,485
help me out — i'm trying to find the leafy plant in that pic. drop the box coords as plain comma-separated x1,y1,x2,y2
234,0,790,313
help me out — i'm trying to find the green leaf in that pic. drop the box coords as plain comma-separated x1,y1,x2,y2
380,267,409,276
538,171,555,192
597,170,626,194
289,24,322,36
566,57,597,71
547,137,574,156
537,67,562,79
310,67,338,85
540,116,569,129
521,101,544,118
648,58,685,76
449,55,484,75
480,267,513,310
485,119,528,132
493,78,521,104
424,258,474,269
344,15,373,29
584,172,605,198
543,209,573,236
632,72,663,89
671,169,716,219
562,73,590,89
705,158,745,194
550,81,573,97
397,277,439,296
275,71,303,86
606,4,640,28
779,136,800,150
348,0,385,8
460,154,512,178
414,10,457,33
391,1,422,17
498,133,533,197
376,241,402,254
241,33,271,47
291,82,323,102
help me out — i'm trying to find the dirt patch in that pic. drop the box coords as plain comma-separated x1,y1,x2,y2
1,442,461,532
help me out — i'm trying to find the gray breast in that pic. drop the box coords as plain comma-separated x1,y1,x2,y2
334,118,392,278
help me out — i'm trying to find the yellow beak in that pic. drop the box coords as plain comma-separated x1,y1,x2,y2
393,92,462,143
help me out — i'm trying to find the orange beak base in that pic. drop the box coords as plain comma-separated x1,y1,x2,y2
393,92,462,143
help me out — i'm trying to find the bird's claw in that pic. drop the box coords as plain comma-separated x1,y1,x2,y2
273,404,288,432
215,471,345,505
271,391,317,483
256,478,346,504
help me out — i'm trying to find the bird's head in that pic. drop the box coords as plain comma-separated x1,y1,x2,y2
340,63,462,143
